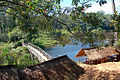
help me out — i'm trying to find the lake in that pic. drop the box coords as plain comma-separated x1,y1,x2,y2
46,42,89,62
46,32,114,62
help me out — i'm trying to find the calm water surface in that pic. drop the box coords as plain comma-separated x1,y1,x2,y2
46,32,114,62
46,42,89,62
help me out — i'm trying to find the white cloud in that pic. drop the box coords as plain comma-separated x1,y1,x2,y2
60,0,120,14
116,0,120,13
85,1,113,14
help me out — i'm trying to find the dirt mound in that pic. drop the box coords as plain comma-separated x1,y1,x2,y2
0,55,85,80
19,55,85,80
0,65,19,80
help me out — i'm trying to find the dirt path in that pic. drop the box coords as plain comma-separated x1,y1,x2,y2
78,62,120,80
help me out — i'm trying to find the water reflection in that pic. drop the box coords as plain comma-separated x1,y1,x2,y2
46,31,115,62
46,42,89,62
73,31,115,47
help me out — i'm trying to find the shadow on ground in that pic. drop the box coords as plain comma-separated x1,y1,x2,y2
0,55,85,80
79,66,120,80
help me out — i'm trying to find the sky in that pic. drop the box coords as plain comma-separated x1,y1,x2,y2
60,0,120,14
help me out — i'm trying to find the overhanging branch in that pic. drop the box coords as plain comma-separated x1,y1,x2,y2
44,14,74,35
0,10,14,15
0,0,27,7
0,3,18,11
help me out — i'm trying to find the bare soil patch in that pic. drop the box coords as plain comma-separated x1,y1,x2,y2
78,62,120,80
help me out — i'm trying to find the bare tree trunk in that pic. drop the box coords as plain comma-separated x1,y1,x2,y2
112,0,116,13
112,0,119,42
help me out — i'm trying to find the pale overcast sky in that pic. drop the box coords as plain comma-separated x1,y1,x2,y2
60,0,120,14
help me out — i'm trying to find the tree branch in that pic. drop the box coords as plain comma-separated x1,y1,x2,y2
0,3,18,11
0,0,28,7
44,14,74,35
0,10,14,15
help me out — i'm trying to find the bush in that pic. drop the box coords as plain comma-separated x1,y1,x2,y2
32,42,45,50
0,43,40,68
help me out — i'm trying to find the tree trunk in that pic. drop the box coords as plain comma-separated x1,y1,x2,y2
112,0,116,13
112,0,119,42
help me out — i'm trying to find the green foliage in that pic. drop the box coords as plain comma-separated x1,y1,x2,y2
0,0,115,46
31,32,59,48
0,0,119,71
91,28,104,34
32,42,45,50
116,41,120,49
17,53,34,68
0,43,40,68
0,33,9,42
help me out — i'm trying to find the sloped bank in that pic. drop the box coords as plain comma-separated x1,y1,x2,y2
0,65,19,80
0,55,85,80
